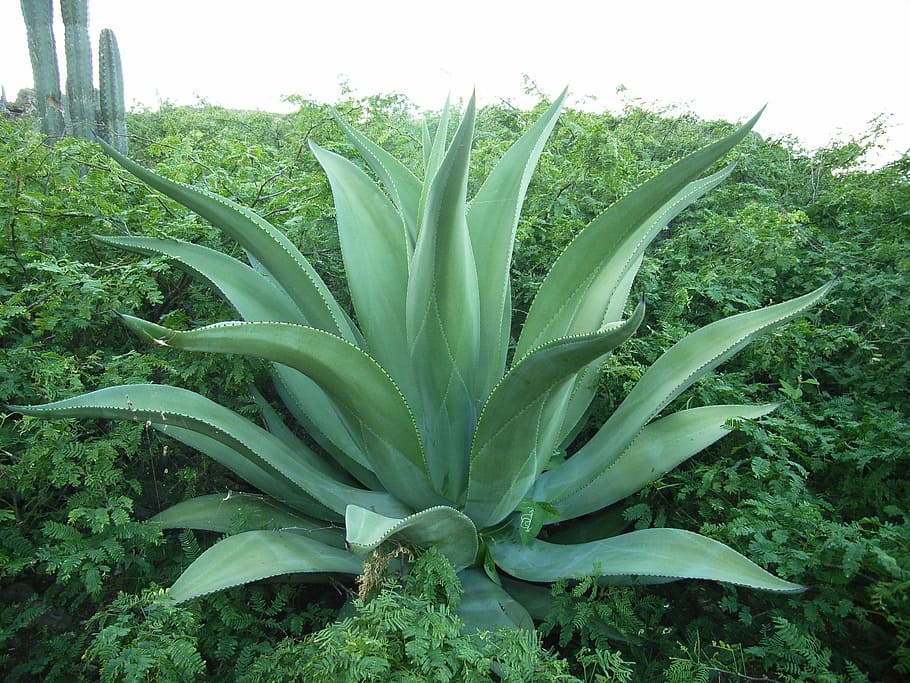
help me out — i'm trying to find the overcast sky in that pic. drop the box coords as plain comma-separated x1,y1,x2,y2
2,1,907,164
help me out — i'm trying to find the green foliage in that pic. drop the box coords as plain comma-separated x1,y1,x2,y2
239,549,578,682
84,588,207,682
0,93,907,681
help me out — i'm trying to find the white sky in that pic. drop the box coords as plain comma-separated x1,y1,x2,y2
2,1,908,164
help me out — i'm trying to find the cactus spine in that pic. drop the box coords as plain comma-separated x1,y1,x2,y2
98,28,127,153
19,0,127,146
19,0,65,138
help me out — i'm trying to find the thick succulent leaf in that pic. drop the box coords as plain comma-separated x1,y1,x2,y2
488,527,805,592
270,368,377,484
96,235,373,479
331,108,421,242
420,96,452,206
463,302,645,527
406,96,481,500
535,281,834,507
153,492,345,547
93,235,305,323
555,404,778,521
310,141,413,391
166,529,362,603
9,384,410,519
498,575,554,622
121,317,442,511
457,569,534,632
345,504,477,571
96,140,356,343
7,385,336,515
554,255,643,447
517,112,759,358
466,91,566,396
152,424,332,519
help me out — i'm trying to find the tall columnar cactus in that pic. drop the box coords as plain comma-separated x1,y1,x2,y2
98,28,127,153
18,0,127,146
19,0,65,138
60,0,94,140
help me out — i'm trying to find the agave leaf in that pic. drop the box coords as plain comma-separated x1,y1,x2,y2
269,369,377,485
345,504,477,571
96,140,356,343
331,108,421,242
517,112,758,358
488,527,805,592
120,316,443,511
554,404,779,521
166,529,362,603
406,95,481,500
5,385,352,516
94,235,374,477
154,423,337,520
536,281,834,507
420,96,452,206
153,492,344,548
93,235,305,323
457,569,534,632
463,302,645,527
309,141,413,391
10,385,410,518
467,91,567,397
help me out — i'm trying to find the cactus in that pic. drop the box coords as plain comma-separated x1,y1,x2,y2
98,28,127,153
60,0,94,140
19,0,65,138
18,0,127,147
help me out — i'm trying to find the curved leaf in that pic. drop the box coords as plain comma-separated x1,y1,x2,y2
536,281,834,506
457,569,534,632
97,139,356,343
463,302,645,527
310,141,413,391
488,527,805,592
96,235,374,479
406,95,480,500
467,91,567,397
120,317,442,511
345,504,477,571
153,492,344,548
8,384,408,519
331,108,421,242
554,403,779,521
167,529,362,603
94,235,305,323
517,112,759,357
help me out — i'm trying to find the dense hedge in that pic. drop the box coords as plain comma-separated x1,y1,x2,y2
1,93,907,681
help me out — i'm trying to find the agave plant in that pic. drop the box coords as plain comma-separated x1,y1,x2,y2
8,92,831,631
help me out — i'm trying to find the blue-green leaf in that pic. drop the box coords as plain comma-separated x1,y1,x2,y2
488,527,805,592
517,111,760,357
406,95,480,500
121,317,442,511
464,303,644,527
153,492,344,548
467,91,566,397
457,569,534,632
97,139,356,343
345,504,477,571
536,281,834,508
166,529,362,603
554,403,779,521
310,141,413,392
